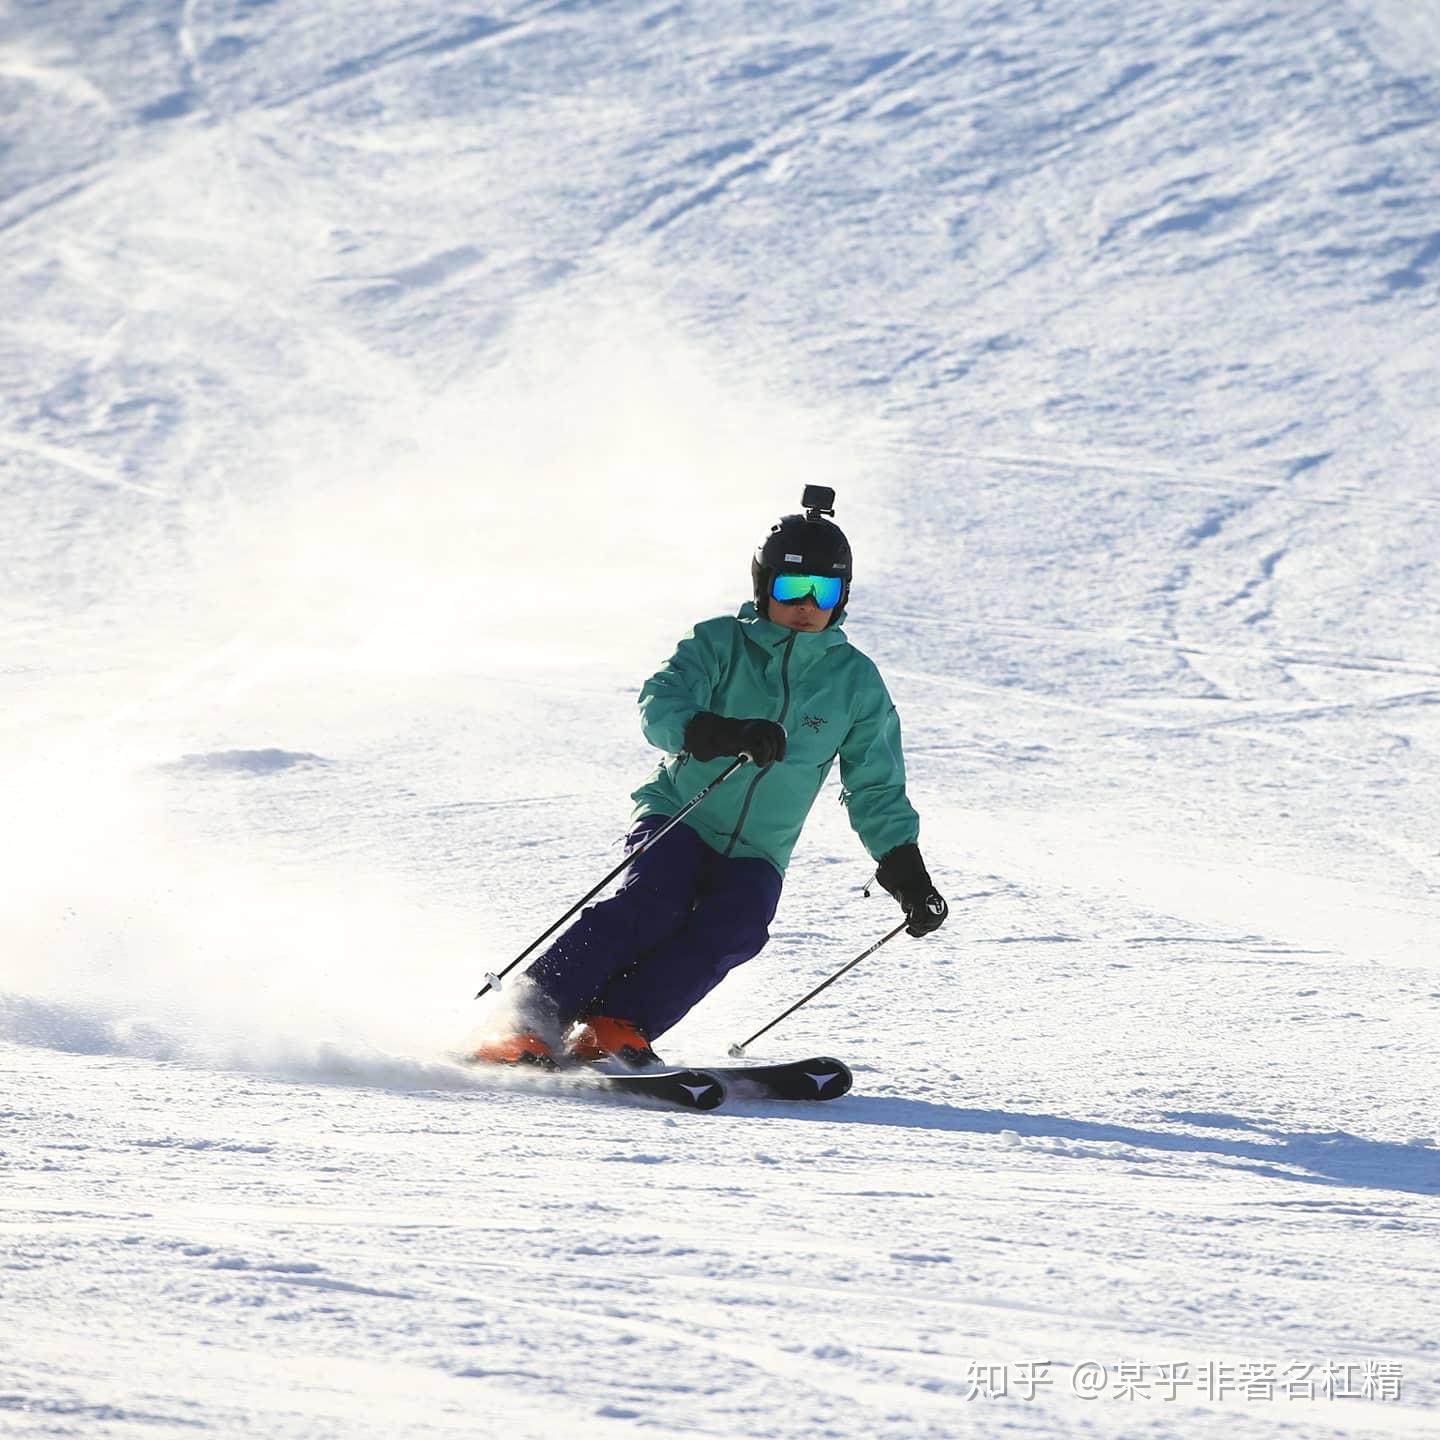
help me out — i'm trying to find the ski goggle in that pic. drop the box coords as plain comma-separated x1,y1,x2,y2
770,573,844,609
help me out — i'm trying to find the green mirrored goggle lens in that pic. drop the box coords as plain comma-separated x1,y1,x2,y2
770,573,843,609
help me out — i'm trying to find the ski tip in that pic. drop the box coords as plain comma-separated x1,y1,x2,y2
659,1068,726,1111
599,1067,728,1111
811,1057,853,1097
684,1076,727,1111
721,1055,853,1101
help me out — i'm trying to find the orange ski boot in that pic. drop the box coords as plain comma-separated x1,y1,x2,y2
564,1016,661,1069
468,1031,555,1067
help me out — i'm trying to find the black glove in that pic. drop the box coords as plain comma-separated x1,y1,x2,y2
683,711,788,767
876,843,948,936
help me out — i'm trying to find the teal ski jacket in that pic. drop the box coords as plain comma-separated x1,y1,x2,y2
631,602,920,875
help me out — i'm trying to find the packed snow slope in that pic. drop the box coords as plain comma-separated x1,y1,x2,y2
2,1,1438,1437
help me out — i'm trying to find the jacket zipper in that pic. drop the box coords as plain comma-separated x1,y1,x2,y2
722,632,796,858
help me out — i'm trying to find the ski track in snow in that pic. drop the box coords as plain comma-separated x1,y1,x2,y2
2,0,1439,1436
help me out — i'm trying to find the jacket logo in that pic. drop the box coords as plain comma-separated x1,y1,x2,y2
801,713,827,732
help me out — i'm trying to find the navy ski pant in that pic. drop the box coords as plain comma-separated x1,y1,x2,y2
524,816,783,1040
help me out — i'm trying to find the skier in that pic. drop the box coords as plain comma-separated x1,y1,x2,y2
473,486,946,1068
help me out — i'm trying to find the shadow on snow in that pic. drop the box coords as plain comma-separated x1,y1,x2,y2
780,1093,1440,1198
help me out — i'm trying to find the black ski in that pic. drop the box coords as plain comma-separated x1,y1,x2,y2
461,1053,727,1110
464,1053,847,1107
589,1066,727,1111
703,1055,852,1102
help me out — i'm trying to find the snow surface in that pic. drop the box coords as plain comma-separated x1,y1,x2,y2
2,1,1438,1436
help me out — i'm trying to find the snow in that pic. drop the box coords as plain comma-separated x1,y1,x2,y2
2,1,1438,1436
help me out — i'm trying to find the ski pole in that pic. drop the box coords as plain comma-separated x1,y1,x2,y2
728,919,909,1056
475,754,751,1000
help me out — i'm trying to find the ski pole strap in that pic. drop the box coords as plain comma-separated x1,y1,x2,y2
731,920,908,1054
474,754,749,1000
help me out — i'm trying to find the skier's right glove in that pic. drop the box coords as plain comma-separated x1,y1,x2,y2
876,843,948,937
683,712,788,767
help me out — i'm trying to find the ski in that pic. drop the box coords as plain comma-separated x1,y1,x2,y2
587,1065,727,1111
462,1054,728,1111
702,1055,852,1102
463,1052,848,1107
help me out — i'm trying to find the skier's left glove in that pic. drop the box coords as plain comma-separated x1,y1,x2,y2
876,843,948,937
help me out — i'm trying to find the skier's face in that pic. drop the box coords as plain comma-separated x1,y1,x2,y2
769,593,834,632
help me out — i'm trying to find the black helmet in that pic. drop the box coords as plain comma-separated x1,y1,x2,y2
752,486,852,624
